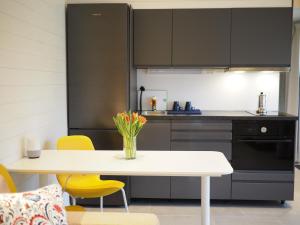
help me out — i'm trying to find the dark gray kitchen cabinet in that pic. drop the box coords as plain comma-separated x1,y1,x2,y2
170,120,232,199
171,176,231,199
232,172,294,200
137,120,171,150
67,4,131,129
69,129,122,150
131,176,170,199
67,4,135,207
231,8,292,67
172,9,231,67
134,9,172,67
131,120,171,198
133,8,292,68
171,141,232,160
171,120,232,160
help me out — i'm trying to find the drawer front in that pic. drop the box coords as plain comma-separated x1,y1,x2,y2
130,176,170,199
171,175,231,200
171,141,231,160
172,131,232,141
137,120,171,150
172,120,232,131
232,182,294,200
232,172,294,182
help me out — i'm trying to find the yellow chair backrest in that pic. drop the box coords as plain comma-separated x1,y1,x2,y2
0,164,17,193
57,135,95,151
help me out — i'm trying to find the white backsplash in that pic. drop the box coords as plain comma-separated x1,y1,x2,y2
137,69,280,111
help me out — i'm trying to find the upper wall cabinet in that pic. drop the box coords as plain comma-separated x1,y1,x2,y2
172,9,231,67
133,8,292,68
231,8,292,67
134,9,172,66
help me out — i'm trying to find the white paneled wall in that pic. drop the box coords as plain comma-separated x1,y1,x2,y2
0,0,66,191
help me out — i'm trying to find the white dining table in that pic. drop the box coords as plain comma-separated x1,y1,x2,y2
6,150,233,225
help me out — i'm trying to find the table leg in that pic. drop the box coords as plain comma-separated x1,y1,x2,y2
201,176,210,225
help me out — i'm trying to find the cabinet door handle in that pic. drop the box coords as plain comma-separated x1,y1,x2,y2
91,13,102,16
237,139,293,143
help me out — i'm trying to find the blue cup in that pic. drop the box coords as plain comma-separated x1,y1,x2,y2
185,101,192,111
173,101,180,111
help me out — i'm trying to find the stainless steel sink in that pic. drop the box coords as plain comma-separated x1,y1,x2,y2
141,110,167,116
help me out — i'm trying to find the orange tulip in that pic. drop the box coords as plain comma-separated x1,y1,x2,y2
132,112,138,121
138,116,147,125
113,111,147,137
125,115,130,123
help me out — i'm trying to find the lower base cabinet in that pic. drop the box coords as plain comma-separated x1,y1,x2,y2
232,182,294,201
129,119,295,202
130,175,231,200
231,172,294,201
130,176,171,199
132,120,171,199
170,175,231,199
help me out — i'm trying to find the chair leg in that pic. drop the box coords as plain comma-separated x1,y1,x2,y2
121,188,129,212
100,197,103,212
71,196,76,206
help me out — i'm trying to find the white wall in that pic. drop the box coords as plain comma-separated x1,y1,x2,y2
0,0,67,191
138,70,280,111
66,0,292,8
286,23,300,162
286,24,300,115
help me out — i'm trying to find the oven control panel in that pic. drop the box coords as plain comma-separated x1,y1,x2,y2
233,120,295,137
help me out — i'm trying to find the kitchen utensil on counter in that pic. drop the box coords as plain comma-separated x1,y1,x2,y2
256,92,267,115
185,101,192,111
139,86,145,113
137,89,168,112
151,96,157,111
172,101,180,111
169,101,201,115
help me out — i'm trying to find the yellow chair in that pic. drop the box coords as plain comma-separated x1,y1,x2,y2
0,164,85,212
0,164,17,193
56,135,128,212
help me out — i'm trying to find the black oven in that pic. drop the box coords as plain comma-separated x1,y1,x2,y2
232,120,295,171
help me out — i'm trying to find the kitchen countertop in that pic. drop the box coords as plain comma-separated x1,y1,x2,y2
142,110,298,120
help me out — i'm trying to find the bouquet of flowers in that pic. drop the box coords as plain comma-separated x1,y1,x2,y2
113,112,147,159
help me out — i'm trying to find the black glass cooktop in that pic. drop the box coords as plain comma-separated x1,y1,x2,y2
246,111,288,116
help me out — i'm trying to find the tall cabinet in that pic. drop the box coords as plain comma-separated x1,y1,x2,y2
67,4,136,206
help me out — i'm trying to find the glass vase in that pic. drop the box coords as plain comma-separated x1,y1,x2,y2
123,136,137,159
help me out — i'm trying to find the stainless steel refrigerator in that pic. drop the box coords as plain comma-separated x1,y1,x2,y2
67,4,136,206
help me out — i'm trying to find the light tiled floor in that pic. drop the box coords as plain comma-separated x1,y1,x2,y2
89,169,300,225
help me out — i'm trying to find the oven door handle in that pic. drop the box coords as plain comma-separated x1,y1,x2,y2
237,139,293,143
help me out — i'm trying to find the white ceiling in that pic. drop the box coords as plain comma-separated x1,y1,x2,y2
66,0,292,8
